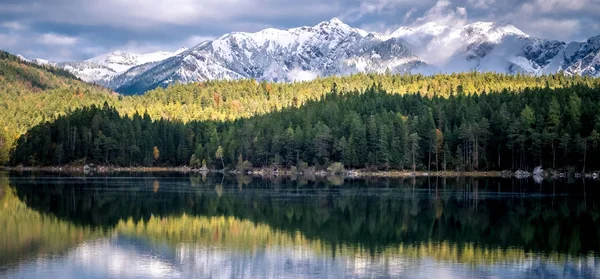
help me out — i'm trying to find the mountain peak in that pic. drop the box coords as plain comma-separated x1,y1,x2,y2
461,21,528,39
38,18,599,94
174,47,188,54
316,17,352,31
390,22,450,38
322,17,344,26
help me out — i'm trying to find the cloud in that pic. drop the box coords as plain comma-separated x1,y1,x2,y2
287,68,319,82
525,18,581,40
0,0,338,31
343,0,433,22
182,36,215,47
39,33,78,45
415,0,468,28
403,8,417,23
2,21,26,30
0,33,18,48
467,0,495,9
528,0,597,13
0,0,599,62
497,0,599,40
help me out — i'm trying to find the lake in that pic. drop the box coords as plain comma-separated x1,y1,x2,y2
0,172,599,278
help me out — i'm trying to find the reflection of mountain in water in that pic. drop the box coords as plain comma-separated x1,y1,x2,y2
4,233,599,279
9,173,600,255
2,173,600,278
0,176,104,268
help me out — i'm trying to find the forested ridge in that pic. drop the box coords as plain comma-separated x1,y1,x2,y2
2,50,600,170
10,83,600,171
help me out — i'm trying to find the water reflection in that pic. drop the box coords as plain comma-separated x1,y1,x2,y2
1,172,600,278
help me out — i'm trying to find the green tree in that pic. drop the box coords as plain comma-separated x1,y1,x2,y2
216,146,225,169
313,122,333,165
545,97,561,169
409,133,421,172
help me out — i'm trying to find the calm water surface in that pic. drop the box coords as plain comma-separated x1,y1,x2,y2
1,172,599,278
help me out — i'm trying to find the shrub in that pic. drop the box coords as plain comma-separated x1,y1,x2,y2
327,162,345,174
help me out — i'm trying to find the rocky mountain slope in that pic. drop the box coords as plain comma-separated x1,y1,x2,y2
25,18,600,94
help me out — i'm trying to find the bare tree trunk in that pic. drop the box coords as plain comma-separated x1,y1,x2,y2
428,143,432,171
511,147,514,170
539,145,543,167
72,127,77,155
412,151,416,172
443,150,446,171
583,141,587,174
552,142,556,169
474,136,479,170
436,149,439,172
498,147,501,169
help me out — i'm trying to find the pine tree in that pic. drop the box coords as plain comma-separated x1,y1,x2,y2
409,133,421,172
545,97,561,169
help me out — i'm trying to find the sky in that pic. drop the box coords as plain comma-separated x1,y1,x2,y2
0,0,599,62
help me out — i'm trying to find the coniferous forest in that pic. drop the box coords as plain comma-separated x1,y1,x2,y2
2,50,600,171
9,84,600,172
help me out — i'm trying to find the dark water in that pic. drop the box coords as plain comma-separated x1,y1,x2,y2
1,172,600,279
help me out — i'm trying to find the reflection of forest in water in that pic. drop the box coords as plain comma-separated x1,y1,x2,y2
2,172,600,269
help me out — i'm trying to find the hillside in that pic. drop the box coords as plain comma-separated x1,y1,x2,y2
11,84,600,172
0,51,116,163
3,49,600,166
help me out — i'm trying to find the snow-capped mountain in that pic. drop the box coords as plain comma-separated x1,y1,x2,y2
27,18,600,94
52,47,187,87
115,18,423,94
383,20,599,77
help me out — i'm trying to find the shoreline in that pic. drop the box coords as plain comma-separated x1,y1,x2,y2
0,165,561,179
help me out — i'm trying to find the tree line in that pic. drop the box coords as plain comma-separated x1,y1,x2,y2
4,49,600,165
10,83,600,172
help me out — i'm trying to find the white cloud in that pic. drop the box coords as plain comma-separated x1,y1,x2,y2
529,0,597,13
498,0,597,40
39,33,78,45
0,0,338,31
2,21,27,30
415,0,468,28
343,0,433,22
467,0,495,9
403,8,417,23
183,36,215,47
287,68,319,82
519,18,580,40
358,21,399,35
1,0,599,62
0,33,18,48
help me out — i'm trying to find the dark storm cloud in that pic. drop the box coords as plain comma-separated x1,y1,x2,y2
0,0,598,61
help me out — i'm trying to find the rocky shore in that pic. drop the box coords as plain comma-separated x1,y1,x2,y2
2,164,598,180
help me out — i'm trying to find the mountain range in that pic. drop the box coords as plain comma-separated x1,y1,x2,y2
22,18,600,95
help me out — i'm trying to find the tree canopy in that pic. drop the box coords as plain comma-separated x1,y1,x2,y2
10,83,600,171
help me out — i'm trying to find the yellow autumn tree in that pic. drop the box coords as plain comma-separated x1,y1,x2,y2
215,146,224,169
153,146,160,162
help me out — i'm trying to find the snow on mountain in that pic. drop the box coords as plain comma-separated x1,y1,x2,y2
29,18,600,94
16,54,54,66
388,20,599,77
87,47,188,73
389,22,450,41
53,47,188,86
386,21,531,67
116,18,424,94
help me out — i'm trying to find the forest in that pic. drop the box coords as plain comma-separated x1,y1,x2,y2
9,83,600,172
2,50,600,171
3,49,600,166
